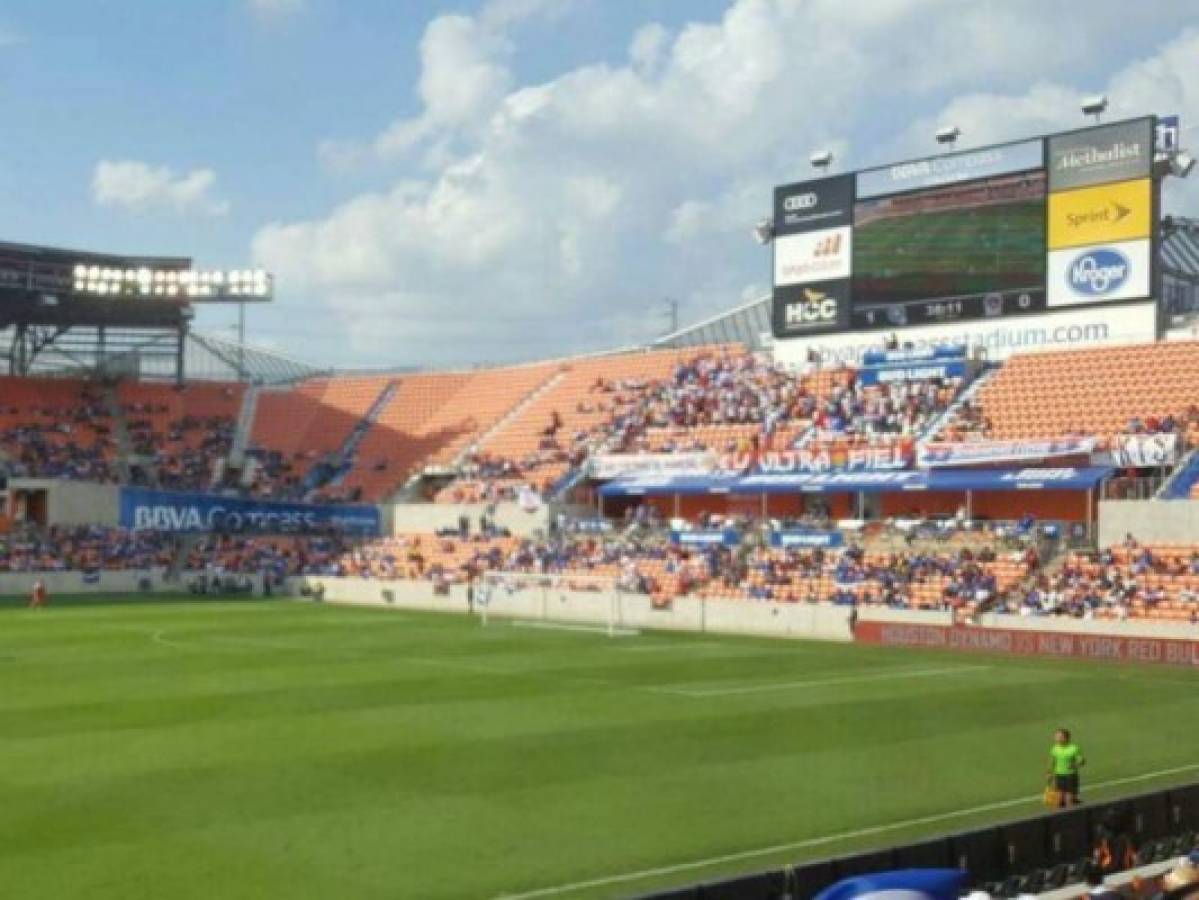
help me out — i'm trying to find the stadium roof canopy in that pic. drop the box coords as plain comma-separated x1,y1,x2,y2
0,328,326,384
1162,216,1199,278
653,217,1199,352
651,295,772,352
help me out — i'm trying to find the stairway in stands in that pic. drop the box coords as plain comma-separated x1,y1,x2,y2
102,383,139,484
1157,449,1199,500
920,364,1000,443
229,383,260,464
315,380,399,495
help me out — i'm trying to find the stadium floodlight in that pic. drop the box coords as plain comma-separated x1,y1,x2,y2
1081,94,1108,122
1171,150,1196,179
935,126,960,147
809,149,833,171
68,262,274,301
752,217,774,246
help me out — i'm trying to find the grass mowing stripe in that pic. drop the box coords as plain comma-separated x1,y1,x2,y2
491,762,1199,900
4,599,1199,899
653,664,992,698
509,621,639,637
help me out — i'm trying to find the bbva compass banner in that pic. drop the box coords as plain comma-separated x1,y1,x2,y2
120,487,381,535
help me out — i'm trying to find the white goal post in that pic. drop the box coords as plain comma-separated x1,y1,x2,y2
477,571,638,637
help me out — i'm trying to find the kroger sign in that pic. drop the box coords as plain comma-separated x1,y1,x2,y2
1047,238,1150,308
1068,248,1129,296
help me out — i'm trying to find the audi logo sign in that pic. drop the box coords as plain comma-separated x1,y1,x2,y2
783,192,817,212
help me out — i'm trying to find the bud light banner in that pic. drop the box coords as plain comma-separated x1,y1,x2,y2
861,345,966,365
670,529,741,548
120,487,381,535
857,360,967,386
770,529,844,549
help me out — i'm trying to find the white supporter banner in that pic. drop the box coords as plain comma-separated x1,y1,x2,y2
917,437,1096,468
590,452,717,480
1110,433,1179,467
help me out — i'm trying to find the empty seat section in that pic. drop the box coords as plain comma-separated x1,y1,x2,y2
943,341,1199,445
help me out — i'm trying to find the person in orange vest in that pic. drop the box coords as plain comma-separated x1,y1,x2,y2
29,579,48,609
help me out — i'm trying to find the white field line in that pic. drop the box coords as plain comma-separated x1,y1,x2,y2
150,629,190,650
616,640,729,652
403,656,524,676
651,664,992,698
510,620,640,637
492,762,1199,900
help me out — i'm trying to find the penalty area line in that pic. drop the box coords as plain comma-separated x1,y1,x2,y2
492,762,1199,900
508,620,640,637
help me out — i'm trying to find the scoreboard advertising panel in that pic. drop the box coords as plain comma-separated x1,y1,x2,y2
769,117,1159,340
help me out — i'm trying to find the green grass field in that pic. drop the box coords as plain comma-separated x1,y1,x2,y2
852,202,1046,301
4,597,1199,900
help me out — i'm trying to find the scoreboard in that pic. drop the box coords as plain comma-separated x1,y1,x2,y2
770,117,1158,340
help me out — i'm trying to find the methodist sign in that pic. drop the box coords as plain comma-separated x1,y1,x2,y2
1047,117,1154,191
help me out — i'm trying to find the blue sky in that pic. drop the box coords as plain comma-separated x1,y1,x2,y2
0,0,1196,368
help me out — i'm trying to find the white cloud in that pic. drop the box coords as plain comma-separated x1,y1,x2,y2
895,27,1199,211
91,160,230,217
256,0,1199,366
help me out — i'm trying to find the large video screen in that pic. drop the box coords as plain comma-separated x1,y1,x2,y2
850,170,1047,329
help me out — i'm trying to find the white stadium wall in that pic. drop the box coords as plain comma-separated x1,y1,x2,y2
0,569,163,596
294,575,1199,646
1099,499,1199,547
296,574,954,642
386,501,550,537
772,300,1159,368
7,478,122,527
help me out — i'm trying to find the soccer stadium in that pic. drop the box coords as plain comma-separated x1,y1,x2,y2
4,4,1199,900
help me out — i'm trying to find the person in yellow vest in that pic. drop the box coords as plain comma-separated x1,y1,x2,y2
1047,727,1086,808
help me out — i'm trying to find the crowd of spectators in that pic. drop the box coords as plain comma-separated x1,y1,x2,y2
0,526,174,572
995,537,1199,623
242,447,363,504
809,373,963,440
0,387,117,482
312,529,1034,611
129,413,237,492
436,347,971,504
608,350,824,453
184,534,351,578
244,447,309,499
8,519,1199,623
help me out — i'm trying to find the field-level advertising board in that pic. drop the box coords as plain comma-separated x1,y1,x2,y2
770,116,1160,349
477,571,637,637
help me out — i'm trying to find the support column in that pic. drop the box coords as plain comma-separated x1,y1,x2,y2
176,326,187,384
